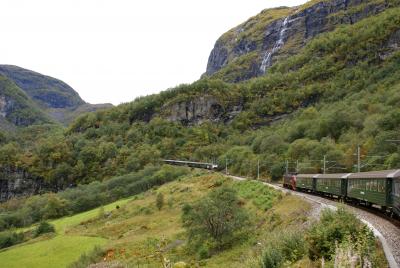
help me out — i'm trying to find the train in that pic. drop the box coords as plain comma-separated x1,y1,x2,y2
163,160,218,170
283,169,400,216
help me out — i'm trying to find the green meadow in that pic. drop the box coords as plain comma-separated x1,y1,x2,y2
0,197,134,268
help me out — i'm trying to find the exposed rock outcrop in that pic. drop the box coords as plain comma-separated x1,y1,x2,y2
163,96,242,125
0,168,53,202
205,0,393,81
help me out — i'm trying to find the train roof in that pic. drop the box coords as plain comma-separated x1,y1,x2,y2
163,160,216,166
295,170,400,179
317,173,351,179
296,174,320,178
348,169,400,179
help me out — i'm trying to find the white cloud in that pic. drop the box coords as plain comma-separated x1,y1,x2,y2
0,0,308,105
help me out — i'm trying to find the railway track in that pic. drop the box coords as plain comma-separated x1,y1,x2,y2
227,174,400,268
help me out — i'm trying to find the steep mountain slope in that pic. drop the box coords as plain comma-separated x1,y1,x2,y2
0,65,113,127
0,65,84,109
205,0,397,82
0,75,52,128
1,0,400,191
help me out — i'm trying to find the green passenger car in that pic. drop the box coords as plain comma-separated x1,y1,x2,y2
295,174,316,191
315,173,350,197
347,170,393,207
388,170,400,215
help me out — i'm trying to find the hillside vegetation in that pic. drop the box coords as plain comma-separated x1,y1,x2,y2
0,4,399,187
0,172,387,267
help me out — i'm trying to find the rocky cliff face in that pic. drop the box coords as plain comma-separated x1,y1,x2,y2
163,96,242,125
205,0,393,82
0,168,52,202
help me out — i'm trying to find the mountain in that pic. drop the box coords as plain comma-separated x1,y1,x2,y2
0,1,397,267
0,65,113,127
0,75,52,129
1,0,400,194
204,0,395,82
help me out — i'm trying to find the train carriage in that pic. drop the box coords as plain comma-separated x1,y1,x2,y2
347,170,394,208
388,170,400,215
315,173,350,197
296,174,317,192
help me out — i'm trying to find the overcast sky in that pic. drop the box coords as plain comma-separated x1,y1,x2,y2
1,0,308,105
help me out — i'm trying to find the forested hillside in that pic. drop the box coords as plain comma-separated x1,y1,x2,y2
0,0,400,194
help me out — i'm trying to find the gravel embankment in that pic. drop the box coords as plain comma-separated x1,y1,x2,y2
228,175,400,268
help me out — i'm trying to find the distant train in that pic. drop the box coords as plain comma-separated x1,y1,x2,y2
283,170,400,216
163,160,218,170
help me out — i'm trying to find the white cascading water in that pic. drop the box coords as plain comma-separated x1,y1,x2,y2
260,17,289,73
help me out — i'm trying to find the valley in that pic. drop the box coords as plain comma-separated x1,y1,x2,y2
1,0,400,266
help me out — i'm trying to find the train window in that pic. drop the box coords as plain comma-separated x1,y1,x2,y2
377,180,383,193
393,180,400,197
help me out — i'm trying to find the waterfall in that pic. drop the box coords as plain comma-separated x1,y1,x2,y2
260,17,289,73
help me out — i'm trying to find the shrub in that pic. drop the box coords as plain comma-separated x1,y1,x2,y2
305,207,374,260
262,245,284,268
68,245,105,268
182,186,250,251
278,233,304,262
34,222,55,237
197,244,210,260
261,230,306,268
156,193,164,210
0,231,24,249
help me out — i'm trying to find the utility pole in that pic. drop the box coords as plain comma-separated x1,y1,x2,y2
323,155,326,174
357,145,361,173
257,160,260,180
285,160,289,174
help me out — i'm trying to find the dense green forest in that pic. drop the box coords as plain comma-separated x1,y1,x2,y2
0,5,400,187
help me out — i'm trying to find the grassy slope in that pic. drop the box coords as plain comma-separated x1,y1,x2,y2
0,172,387,267
0,197,136,268
65,172,311,267
0,236,106,268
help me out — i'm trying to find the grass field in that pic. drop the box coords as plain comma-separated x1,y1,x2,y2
51,197,135,233
0,196,136,268
0,235,106,268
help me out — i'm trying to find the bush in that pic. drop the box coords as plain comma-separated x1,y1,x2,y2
0,231,24,249
197,244,210,260
261,230,306,268
68,245,105,268
262,245,284,268
34,222,55,237
306,207,374,260
182,186,250,251
156,193,164,210
280,231,307,262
